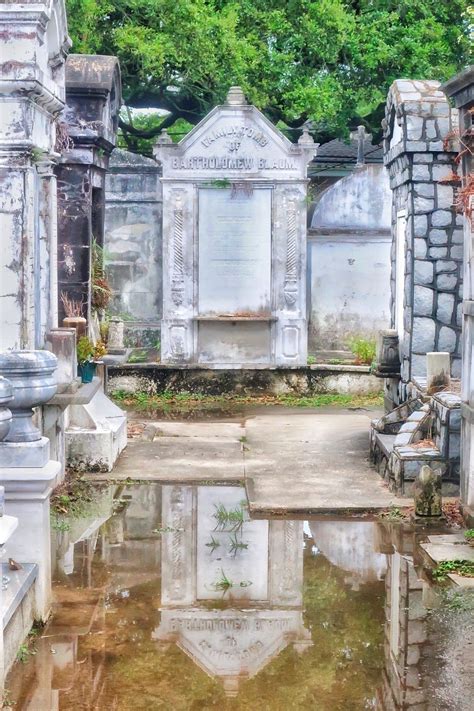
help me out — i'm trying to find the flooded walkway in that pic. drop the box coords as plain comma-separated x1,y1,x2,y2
95,407,407,514
6,482,474,710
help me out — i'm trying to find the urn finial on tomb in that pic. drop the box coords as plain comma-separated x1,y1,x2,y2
225,86,247,106
155,128,173,145
298,122,316,146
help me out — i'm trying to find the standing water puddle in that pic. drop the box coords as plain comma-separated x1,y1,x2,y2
6,483,473,710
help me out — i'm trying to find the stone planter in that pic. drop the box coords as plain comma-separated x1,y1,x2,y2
0,351,57,442
0,377,14,442
62,316,87,339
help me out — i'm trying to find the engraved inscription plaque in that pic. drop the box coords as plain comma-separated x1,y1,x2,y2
198,188,272,315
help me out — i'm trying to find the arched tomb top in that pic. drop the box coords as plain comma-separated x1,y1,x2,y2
154,86,317,181
311,164,391,232
66,54,121,98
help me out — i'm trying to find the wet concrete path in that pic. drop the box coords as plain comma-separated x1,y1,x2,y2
90,406,407,513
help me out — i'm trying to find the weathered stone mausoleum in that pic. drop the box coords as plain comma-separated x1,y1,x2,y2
153,87,317,367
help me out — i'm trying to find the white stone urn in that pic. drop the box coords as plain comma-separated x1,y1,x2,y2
0,351,57,442
0,377,13,442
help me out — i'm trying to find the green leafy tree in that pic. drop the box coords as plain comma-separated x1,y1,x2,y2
65,0,472,152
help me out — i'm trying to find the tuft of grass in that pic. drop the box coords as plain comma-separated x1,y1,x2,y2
347,337,376,365
464,529,474,541
110,389,384,416
377,506,406,521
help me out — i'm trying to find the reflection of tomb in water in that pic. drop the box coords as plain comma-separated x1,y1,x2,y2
153,485,312,696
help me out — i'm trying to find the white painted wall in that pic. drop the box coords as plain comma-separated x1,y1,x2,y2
308,164,392,352
308,235,391,351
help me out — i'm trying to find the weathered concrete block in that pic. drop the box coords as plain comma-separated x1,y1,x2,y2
414,260,434,285
438,326,457,352
437,273,458,290
413,286,434,316
437,293,455,324
414,239,427,258
429,229,448,245
412,165,431,182
413,196,434,214
450,244,463,260
436,260,457,273
413,214,428,237
433,164,452,183
412,317,436,352
431,210,452,227
416,183,435,198
413,153,433,163
436,184,454,209
406,115,424,140
425,120,437,140
429,247,448,258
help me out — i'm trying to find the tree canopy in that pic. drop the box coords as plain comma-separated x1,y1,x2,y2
65,0,473,151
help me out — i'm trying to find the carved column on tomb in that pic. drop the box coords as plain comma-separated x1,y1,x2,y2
171,191,186,307
283,196,299,309
160,485,195,606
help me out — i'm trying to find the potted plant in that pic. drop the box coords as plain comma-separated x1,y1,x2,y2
77,337,108,383
77,336,96,383
61,291,87,338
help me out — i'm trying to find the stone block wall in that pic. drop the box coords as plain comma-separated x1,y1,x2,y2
442,67,474,510
383,80,463,391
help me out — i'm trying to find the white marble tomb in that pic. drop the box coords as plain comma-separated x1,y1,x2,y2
154,86,317,367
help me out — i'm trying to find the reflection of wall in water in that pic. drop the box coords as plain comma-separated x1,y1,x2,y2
310,521,387,589
375,526,429,710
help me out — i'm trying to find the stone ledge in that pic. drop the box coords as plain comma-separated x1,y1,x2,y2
2,563,37,630
48,377,101,407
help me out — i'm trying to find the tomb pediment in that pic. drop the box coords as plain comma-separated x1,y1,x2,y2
154,86,316,180
154,609,312,696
